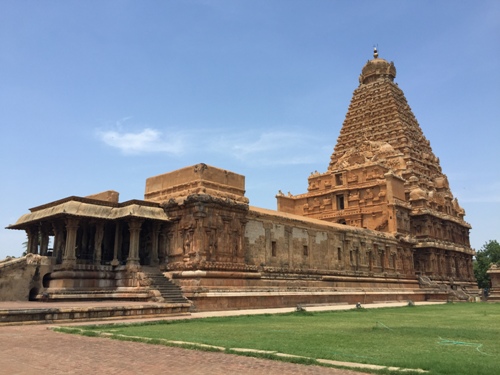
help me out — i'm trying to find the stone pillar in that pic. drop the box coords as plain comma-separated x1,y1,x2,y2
94,222,104,265
52,222,64,264
192,218,205,263
112,222,122,266
220,215,233,262
62,217,79,268
383,246,390,272
372,243,378,271
450,254,457,278
158,226,169,265
150,222,160,266
167,227,176,263
466,256,473,280
398,248,405,274
26,227,38,255
285,226,293,269
263,222,273,265
409,249,416,275
307,230,315,269
193,206,207,260
235,219,247,262
340,238,351,270
126,219,143,267
40,228,50,256
81,223,89,261
355,247,360,271
360,241,366,268
183,228,194,262
169,218,182,262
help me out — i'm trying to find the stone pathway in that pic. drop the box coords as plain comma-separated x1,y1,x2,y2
0,324,369,375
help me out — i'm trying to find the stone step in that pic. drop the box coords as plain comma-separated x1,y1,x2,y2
144,272,189,304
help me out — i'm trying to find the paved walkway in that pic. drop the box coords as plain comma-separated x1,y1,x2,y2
0,301,443,374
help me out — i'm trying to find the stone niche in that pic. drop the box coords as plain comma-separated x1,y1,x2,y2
144,163,248,204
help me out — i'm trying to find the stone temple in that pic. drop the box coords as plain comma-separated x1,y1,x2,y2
1,50,477,311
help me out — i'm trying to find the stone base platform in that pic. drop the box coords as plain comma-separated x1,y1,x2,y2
184,289,449,311
171,270,451,311
0,301,191,326
487,265,500,301
486,291,500,302
34,287,152,302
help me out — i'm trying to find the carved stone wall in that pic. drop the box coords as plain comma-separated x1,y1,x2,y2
162,195,250,271
245,207,415,278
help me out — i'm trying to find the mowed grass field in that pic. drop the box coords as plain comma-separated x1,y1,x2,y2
60,303,500,375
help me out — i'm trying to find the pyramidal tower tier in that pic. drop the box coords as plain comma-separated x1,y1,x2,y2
277,49,472,261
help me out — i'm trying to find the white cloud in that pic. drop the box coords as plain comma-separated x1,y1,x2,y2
96,128,184,155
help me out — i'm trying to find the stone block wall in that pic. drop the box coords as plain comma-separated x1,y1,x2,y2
245,207,415,278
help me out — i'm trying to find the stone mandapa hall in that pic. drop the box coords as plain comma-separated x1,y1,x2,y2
2,50,478,311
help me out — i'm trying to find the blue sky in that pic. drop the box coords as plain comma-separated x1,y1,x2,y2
1,1,499,259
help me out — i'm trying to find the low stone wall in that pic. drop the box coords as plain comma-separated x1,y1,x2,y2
0,255,53,301
0,303,191,325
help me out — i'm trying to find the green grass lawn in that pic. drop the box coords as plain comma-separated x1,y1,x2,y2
59,303,500,375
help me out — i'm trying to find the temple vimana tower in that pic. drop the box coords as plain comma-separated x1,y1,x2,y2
277,48,472,281
3,50,477,311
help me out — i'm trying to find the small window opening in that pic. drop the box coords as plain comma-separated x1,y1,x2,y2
337,247,342,261
271,241,277,257
336,195,345,210
335,173,343,186
303,245,309,256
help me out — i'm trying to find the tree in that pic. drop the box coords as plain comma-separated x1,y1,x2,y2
473,240,500,289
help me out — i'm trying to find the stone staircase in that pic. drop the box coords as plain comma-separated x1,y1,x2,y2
418,275,475,301
143,270,189,304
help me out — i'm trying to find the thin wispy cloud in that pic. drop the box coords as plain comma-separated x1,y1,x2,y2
230,131,306,154
96,127,185,155
96,124,328,166
208,130,328,166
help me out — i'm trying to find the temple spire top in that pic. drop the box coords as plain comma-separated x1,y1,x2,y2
359,49,396,84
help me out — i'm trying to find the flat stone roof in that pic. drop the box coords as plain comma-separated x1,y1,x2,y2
7,197,170,229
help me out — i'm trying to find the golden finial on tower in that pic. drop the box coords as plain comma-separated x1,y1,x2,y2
373,47,378,58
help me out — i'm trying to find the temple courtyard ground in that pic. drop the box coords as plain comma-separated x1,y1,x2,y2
0,301,450,375
0,323,370,375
